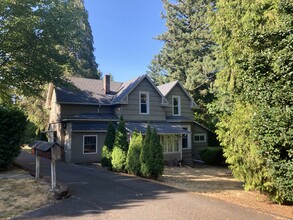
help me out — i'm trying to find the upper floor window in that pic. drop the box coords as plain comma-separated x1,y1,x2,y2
172,96,181,116
139,91,149,114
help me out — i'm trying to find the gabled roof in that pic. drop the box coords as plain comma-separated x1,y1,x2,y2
111,74,168,105
157,80,194,102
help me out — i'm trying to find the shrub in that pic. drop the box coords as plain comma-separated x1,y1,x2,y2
140,124,152,178
126,131,142,175
101,146,112,168
101,121,116,167
140,125,164,179
149,128,164,179
0,107,27,168
199,147,224,165
111,147,126,172
111,116,128,171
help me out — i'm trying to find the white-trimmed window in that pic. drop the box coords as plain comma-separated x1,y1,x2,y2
139,91,149,114
160,135,179,153
194,133,206,143
172,96,181,116
83,135,97,154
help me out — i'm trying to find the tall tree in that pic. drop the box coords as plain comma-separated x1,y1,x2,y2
1,0,101,136
0,0,99,102
211,0,293,204
149,0,218,128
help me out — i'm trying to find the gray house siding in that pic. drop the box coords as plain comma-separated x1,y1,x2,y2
165,85,194,118
69,132,106,163
192,124,209,160
118,78,166,121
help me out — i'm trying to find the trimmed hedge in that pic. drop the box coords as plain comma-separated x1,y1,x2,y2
199,147,225,165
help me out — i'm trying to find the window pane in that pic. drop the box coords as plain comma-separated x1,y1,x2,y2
141,94,147,104
174,106,178,115
173,97,178,106
84,136,97,154
141,103,147,113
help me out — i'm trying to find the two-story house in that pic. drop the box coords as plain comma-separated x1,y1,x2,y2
46,74,216,165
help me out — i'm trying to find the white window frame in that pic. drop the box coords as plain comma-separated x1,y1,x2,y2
181,125,191,149
139,91,149,114
194,133,206,143
172,95,181,116
83,135,98,154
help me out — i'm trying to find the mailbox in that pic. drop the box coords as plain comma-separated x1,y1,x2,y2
30,141,62,160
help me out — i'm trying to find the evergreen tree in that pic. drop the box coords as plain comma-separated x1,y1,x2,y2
149,128,164,179
101,121,116,167
149,0,218,128
140,124,153,178
126,131,143,175
211,0,293,204
111,116,128,171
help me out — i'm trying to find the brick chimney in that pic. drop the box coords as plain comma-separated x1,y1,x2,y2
104,74,110,94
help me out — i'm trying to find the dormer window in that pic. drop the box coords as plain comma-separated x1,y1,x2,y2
139,91,149,114
172,96,181,116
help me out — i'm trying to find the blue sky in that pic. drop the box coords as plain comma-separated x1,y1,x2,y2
83,0,166,82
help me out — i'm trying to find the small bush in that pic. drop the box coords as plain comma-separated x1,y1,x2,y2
126,131,142,175
101,146,112,168
199,147,224,165
0,107,27,168
111,147,127,171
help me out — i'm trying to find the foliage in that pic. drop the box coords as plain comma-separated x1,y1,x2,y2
101,121,116,167
111,116,128,171
113,116,128,152
101,146,112,168
148,128,164,179
104,121,116,151
211,0,293,204
111,147,127,172
140,124,152,178
126,131,143,175
148,0,218,128
0,0,100,102
140,125,164,179
199,147,224,165
0,107,27,168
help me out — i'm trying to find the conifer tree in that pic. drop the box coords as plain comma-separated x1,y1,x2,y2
101,121,116,167
126,131,143,175
148,0,218,128
140,124,152,178
112,116,128,171
149,128,164,179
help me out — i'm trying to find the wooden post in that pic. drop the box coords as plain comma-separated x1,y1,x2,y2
35,150,40,179
51,160,56,190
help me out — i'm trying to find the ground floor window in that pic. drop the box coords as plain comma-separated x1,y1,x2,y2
160,135,180,153
83,135,97,154
194,133,206,143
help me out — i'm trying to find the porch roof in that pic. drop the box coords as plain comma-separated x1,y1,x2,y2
71,122,110,132
125,122,190,135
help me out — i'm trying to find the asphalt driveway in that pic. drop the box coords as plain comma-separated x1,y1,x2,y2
13,151,279,220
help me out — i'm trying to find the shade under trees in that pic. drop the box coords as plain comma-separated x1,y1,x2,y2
211,0,293,204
